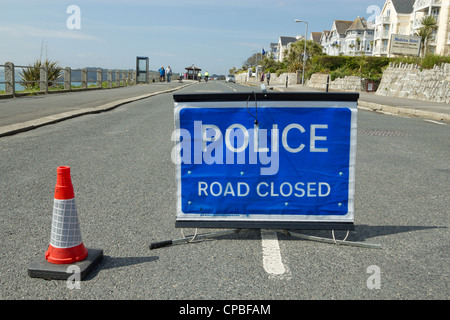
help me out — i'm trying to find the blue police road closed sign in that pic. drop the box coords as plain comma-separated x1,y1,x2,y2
173,92,358,230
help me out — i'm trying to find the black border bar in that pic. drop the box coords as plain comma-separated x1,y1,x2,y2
175,220,355,230
173,92,359,103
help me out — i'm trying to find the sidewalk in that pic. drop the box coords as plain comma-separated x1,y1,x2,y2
0,81,194,137
270,83,449,123
0,80,448,138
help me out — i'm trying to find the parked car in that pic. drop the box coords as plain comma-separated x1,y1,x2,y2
225,74,235,83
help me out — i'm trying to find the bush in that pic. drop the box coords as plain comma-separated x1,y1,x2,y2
253,51,449,82
19,59,62,90
330,66,352,81
420,53,450,69
276,68,287,77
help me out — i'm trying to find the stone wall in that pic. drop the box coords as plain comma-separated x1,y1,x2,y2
306,73,363,91
235,72,300,85
375,63,450,104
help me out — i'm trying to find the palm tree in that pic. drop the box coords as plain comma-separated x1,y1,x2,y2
415,15,438,57
20,59,62,90
285,40,324,72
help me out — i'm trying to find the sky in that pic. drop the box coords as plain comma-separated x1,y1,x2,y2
0,0,386,75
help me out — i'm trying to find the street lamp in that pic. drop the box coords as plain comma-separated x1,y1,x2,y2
295,19,308,85
251,49,258,66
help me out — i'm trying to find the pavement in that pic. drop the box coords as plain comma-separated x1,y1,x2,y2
269,83,450,123
0,81,195,137
0,79,448,138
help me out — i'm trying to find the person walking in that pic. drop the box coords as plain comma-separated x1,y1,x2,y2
158,66,165,82
166,66,172,83
266,71,271,86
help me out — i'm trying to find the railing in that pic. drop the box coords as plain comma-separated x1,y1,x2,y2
414,0,442,11
0,62,159,98
373,45,389,55
375,15,391,25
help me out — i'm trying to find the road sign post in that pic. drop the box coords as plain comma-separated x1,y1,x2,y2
172,92,359,230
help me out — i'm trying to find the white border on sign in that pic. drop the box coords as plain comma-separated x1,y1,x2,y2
173,100,357,224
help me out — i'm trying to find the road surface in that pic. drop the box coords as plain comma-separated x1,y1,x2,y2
0,81,448,303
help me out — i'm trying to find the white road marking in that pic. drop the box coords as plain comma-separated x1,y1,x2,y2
217,81,237,91
424,119,447,125
261,229,286,275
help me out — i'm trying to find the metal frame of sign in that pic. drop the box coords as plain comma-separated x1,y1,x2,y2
173,92,359,230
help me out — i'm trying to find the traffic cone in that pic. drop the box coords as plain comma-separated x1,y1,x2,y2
45,166,88,264
28,166,102,280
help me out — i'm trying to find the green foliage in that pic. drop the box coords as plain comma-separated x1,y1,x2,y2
415,15,438,56
330,67,352,81
420,53,450,69
19,59,62,90
276,68,287,77
308,55,391,81
283,40,324,74
232,37,449,82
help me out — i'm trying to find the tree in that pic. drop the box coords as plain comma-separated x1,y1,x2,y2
243,53,263,69
415,15,438,57
229,67,238,75
283,40,324,72
20,59,63,90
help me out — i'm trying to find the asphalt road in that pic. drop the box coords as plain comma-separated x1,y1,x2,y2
0,81,448,302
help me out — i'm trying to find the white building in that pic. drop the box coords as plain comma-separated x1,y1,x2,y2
323,20,354,55
373,0,416,57
319,18,374,56
319,30,331,54
276,36,303,62
343,17,375,56
373,0,450,56
410,0,450,55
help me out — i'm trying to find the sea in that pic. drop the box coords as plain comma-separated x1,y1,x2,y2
0,70,83,92
0,70,25,91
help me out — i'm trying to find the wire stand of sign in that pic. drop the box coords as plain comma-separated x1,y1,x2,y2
149,229,247,250
281,229,382,249
149,228,381,250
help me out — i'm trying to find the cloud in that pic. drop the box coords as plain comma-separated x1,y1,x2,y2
0,24,100,40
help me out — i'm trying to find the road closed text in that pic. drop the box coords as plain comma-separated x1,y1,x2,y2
198,180,331,198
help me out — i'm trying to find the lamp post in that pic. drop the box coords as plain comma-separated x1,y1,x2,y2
251,49,258,66
295,19,308,85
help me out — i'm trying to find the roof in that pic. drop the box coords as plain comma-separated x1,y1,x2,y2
347,16,369,31
279,36,298,46
333,20,354,35
310,32,322,44
185,65,201,71
391,0,415,14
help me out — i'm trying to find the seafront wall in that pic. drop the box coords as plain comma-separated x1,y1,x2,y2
375,62,450,104
0,62,180,98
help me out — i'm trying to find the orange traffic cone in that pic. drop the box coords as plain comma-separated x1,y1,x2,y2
28,166,102,280
45,166,88,264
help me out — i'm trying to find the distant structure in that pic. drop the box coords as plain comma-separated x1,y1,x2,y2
185,64,202,80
